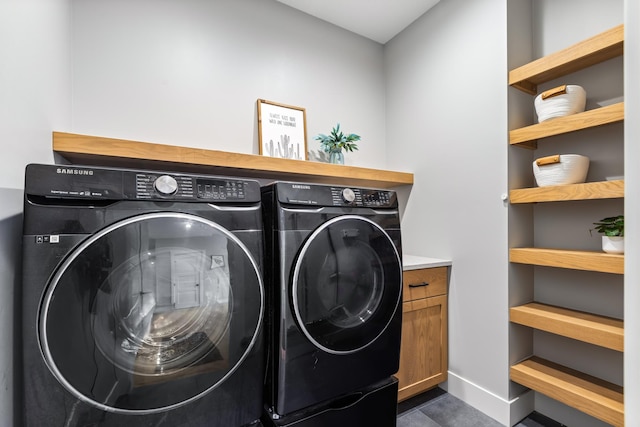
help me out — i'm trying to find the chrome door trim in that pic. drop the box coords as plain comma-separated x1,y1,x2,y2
38,212,264,415
291,214,401,355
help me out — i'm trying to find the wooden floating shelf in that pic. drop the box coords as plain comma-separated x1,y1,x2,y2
509,102,624,147
510,180,624,204
509,248,623,274
510,357,623,427
509,25,624,95
52,132,414,189
510,302,623,351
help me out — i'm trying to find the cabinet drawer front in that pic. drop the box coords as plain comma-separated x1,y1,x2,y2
403,267,447,302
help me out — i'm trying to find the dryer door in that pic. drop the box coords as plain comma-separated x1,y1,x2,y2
38,212,263,414
291,215,402,354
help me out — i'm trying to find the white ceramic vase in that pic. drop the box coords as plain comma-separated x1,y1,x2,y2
602,236,624,254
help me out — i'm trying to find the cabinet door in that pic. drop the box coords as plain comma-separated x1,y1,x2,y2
396,294,448,401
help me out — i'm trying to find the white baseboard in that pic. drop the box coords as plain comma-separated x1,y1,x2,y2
441,371,534,426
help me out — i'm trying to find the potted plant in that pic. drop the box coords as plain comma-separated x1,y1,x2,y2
314,123,361,165
591,215,624,254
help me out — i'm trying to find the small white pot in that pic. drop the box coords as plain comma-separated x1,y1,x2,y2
602,236,624,254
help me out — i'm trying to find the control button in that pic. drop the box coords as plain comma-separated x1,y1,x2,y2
342,188,356,203
154,175,178,195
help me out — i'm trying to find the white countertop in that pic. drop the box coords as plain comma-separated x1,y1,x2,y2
402,254,452,271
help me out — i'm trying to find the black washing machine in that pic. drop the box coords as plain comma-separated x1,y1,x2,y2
260,182,402,423
21,164,265,427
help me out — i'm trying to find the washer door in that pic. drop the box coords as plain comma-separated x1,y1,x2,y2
291,215,401,354
38,212,263,414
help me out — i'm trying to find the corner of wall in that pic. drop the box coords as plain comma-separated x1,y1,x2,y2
444,370,532,426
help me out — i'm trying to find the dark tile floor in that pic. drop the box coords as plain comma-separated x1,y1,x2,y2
397,388,566,427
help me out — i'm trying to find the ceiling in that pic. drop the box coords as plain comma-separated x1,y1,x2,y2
275,0,441,44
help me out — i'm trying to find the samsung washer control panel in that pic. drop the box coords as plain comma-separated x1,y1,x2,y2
135,173,248,201
25,164,260,202
276,182,397,208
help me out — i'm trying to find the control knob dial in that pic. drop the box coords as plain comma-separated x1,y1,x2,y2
342,188,356,203
154,175,178,195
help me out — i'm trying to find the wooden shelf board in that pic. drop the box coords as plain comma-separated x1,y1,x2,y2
509,248,623,274
509,102,624,146
509,25,624,95
510,302,623,351
52,132,414,189
510,180,624,204
511,357,624,426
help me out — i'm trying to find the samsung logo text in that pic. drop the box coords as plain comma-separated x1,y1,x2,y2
56,168,94,176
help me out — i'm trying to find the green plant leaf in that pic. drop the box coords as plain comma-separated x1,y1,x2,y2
315,123,361,153
591,214,624,237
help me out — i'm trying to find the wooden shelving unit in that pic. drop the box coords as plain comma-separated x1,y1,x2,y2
52,132,414,189
509,248,623,274
509,24,624,95
508,24,625,425
509,102,624,147
510,357,624,427
509,180,624,204
510,302,623,351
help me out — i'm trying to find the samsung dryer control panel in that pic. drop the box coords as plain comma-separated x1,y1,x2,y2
274,181,397,208
25,164,260,203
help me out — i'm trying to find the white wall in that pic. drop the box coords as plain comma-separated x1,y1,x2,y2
624,0,640,424
71,0,387,168
0,0,71,188
0,0,71,425
506,2,535,420
385,0,512,424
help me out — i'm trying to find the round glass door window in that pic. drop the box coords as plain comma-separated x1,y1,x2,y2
38,213,263,414
292,215,402,354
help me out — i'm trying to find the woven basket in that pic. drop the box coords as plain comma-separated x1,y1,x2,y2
533,154,590,187
534,85,586,123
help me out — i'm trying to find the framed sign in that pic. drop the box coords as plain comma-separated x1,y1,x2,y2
257,99,308,160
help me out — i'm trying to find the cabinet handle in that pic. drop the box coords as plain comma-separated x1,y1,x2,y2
408,282,429,288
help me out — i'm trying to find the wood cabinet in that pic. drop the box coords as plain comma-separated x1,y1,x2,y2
396,266,448,402
508,25,624,426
